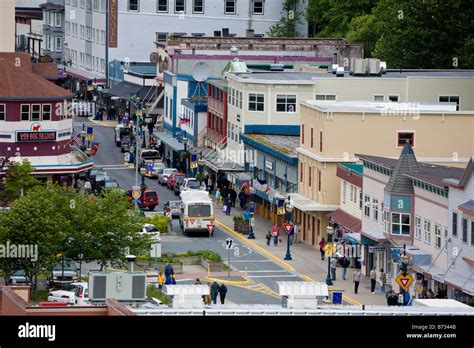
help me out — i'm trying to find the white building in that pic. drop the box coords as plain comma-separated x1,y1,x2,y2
0,0,15,52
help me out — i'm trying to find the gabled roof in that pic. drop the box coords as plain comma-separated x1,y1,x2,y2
384,141,420,194
456,156,474,188
32,63,59,80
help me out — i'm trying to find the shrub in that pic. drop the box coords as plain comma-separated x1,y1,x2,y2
147,214,169,233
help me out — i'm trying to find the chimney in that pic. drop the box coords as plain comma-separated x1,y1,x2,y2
246,29,255,38
126,255,136,272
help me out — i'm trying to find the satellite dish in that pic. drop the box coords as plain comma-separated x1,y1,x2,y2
149,52,159,64
192,61,210,82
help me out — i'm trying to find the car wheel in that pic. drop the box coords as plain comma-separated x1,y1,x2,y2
149,206,155,211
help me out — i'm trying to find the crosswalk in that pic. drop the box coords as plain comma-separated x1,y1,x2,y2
245,282,279,298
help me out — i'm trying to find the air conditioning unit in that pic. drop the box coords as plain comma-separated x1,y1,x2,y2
380,61,387,74
336,66,345,77
367,58,381,75
88,271,146,302
350,58,368,75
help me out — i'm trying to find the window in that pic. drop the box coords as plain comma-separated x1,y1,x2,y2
397,132,414,147
193,0,203,13
391,213,410,235
93,0,99,11
364,195,370,217
300,163,303,182
471,221,474,246
0,104,5,121
310,127,313,148
21,105,30,121
253,0,264,14
374,95,384,102
388,95,399,102
359,192,362,210
439,96,460,111
342,181,346,203
415,216,421,240
239,92,242,109
308,166,312,187
80,0,85,8
86,0,92,11
435,224,441,249
128,0,139,11
462,218,468,243
248,93,264,111
276,94,296,112
42,105,51,121
383,211,390,233
424,219,431,244
319,131,323,152
175,0,185,12
101,0,106,12
225,0,236,14
452,212,458,236
55,37,62,52
445,227,448,251
80,25,84,39
318,170,321,192
315,94,336,101
55,12,62,27
156,32,167,43
372,198,379,221
31,104,41,121
301,124,304,144
157,0,168,12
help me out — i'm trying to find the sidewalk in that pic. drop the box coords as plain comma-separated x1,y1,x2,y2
212,197,387,306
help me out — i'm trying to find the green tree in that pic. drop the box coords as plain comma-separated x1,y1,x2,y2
346,14,379,57
267,0,302,37
2,160,41,202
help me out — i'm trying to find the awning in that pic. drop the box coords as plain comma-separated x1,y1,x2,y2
347,233,361,245
360,229,388,244
327,209,361,233
459,200,474,215
65,66,106,82
444,271,474,296
105,81,142,99
152,131,184,152
138,86,164,104
288,193,339,212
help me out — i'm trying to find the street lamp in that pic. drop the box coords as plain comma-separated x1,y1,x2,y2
247,201,255,239
140,167,146,190
182,136,188,175
325,226,334,286
284,198,294,260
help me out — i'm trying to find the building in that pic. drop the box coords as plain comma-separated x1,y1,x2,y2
15,4,44,58
445,157,474,305
296,100,473,249
40,0,64,63
206,79,228,149
0,0,16,52
0,52,92,181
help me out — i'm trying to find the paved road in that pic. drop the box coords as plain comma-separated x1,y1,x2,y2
74,118,302,305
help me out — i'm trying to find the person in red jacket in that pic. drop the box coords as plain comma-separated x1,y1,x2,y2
271,224,280,246
319,237,326,260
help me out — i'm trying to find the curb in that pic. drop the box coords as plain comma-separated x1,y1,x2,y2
204,276,250,285
215,220,295,272
89,119,118,128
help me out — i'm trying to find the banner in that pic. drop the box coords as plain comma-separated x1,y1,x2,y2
108,0,118,47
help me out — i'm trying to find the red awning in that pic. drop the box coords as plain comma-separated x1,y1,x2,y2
327,209,362,233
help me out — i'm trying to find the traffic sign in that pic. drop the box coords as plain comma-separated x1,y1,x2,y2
225,238,233,250
132,190,141,200
395,273,414,291
86,126,94,141
323,242,336,255
132,199,140,204
283,223,294,235
207,224,215,235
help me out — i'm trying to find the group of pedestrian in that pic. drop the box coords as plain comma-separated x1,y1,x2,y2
209,281,228,305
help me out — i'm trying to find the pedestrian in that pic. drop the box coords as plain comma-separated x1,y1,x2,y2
353,268,361,294
219,283,228,304
266,231,272,246
272,224,280,246
370,266,377,294
204,282,212,305
330,256,338,281
319,237,326,260
238,190,245,209
340,256,350,280
157,272,164,290
164,263,174,284
428,288,435,299
215,188,221,206
225,194,232,215
230,188,237,207
84,180,92,194
195,278,202,285
147,121,154,139
380,268,387,294
291,223,299,245
210,281,219,305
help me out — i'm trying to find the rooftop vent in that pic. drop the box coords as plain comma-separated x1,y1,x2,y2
336,66,344,77
270,63,285,71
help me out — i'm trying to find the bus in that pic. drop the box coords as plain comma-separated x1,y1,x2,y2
179,191,214,235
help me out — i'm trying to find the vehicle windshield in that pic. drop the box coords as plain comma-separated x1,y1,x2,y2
176,176,185,183
53,263,77,271
141,151,160,158
145,191,157,198
12,270,25,276
105,181,119,188
169,201,180,208
188,204,211,217
187,180,202,189
153,163,165,170
144,225,159,232
62,284,79,292
163,169,176,175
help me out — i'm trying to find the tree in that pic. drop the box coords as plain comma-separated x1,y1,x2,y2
2,160,41,202
267,0,302,37
346,14,379,57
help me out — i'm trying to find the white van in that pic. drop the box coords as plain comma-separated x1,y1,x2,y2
179,191,214,235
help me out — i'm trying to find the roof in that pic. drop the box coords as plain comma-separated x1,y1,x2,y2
448,156,474,187
31,63,58,80
459,200,474,214
240,134,299,162
39,2,64,10
179,190,212,204
338,163,363,176
128,64,157,76
137,85,164,105
208,79,228,91
327,209,361,233
384,142,421,194
0,53,73,100
231,71,319,84
105,81,142,99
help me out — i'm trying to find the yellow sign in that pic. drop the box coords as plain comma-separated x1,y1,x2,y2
190,162,198,169
108,0,118,47
86,134,94,141
277,207,285,215
323,242,336,255
395,273,414,291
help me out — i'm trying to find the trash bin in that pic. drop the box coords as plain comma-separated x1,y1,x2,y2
332,291,343,305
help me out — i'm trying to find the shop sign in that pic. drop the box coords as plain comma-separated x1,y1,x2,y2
16,131,57,142
390,194,411,213
265,160,273,171
369,246,386,253
108,0,118,48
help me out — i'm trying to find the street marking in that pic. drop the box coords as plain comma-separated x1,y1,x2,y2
246,275,300,278
230,260,274,263
215,220,295,272
89,119,118,128
204,276,250,285
239,270,291,273
234,282,280,299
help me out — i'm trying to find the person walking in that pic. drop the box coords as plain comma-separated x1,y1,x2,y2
84,180,92,194
194,278,202,285
330,257,338,281
266,231,272,246
319,237,326,260
380,268,387,294
225,194,232,215
353,268,361,294
238,190,245,209
157,272,164,290
210,281,219,305
370,266,377,294
340,256,350,281
215,188,221,206
218,283,228,304
147,121,154,140
204,282,212,305
164,263,174,285
272,224,280,246
230,188,237,208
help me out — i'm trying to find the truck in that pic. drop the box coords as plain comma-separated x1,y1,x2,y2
179,191,214,235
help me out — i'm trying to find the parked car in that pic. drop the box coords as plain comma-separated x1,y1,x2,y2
181,178,207,192
167,173,185,190
47,282,89,306
49,262,78,286
139,149,161,163
102,180,120,192
121,135,132,153
7,270,30,285
173,176,186,196
126,189,159,211
164,201,181,218
88,168,105,182
115,124,130,146
158,168,178,185
143,161,165,179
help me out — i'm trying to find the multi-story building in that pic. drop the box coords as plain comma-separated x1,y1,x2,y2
445,157,474,305
0,52,92,181
40,0,64,63
206,79,228,148
0,0,16,52
296,100,473,250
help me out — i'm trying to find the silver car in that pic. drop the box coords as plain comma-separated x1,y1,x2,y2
158,168,178,185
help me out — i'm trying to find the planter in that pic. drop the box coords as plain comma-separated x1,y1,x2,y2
180,256,201,266
201,258,224,272
139,261,183,274
234,221,250,234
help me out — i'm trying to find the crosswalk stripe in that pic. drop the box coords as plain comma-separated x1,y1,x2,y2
246,274,300,278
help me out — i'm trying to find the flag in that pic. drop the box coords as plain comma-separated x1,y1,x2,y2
72,135,83,147
178,117,190,126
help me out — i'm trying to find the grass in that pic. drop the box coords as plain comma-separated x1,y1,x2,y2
146,286,169,304
30,290,49,303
